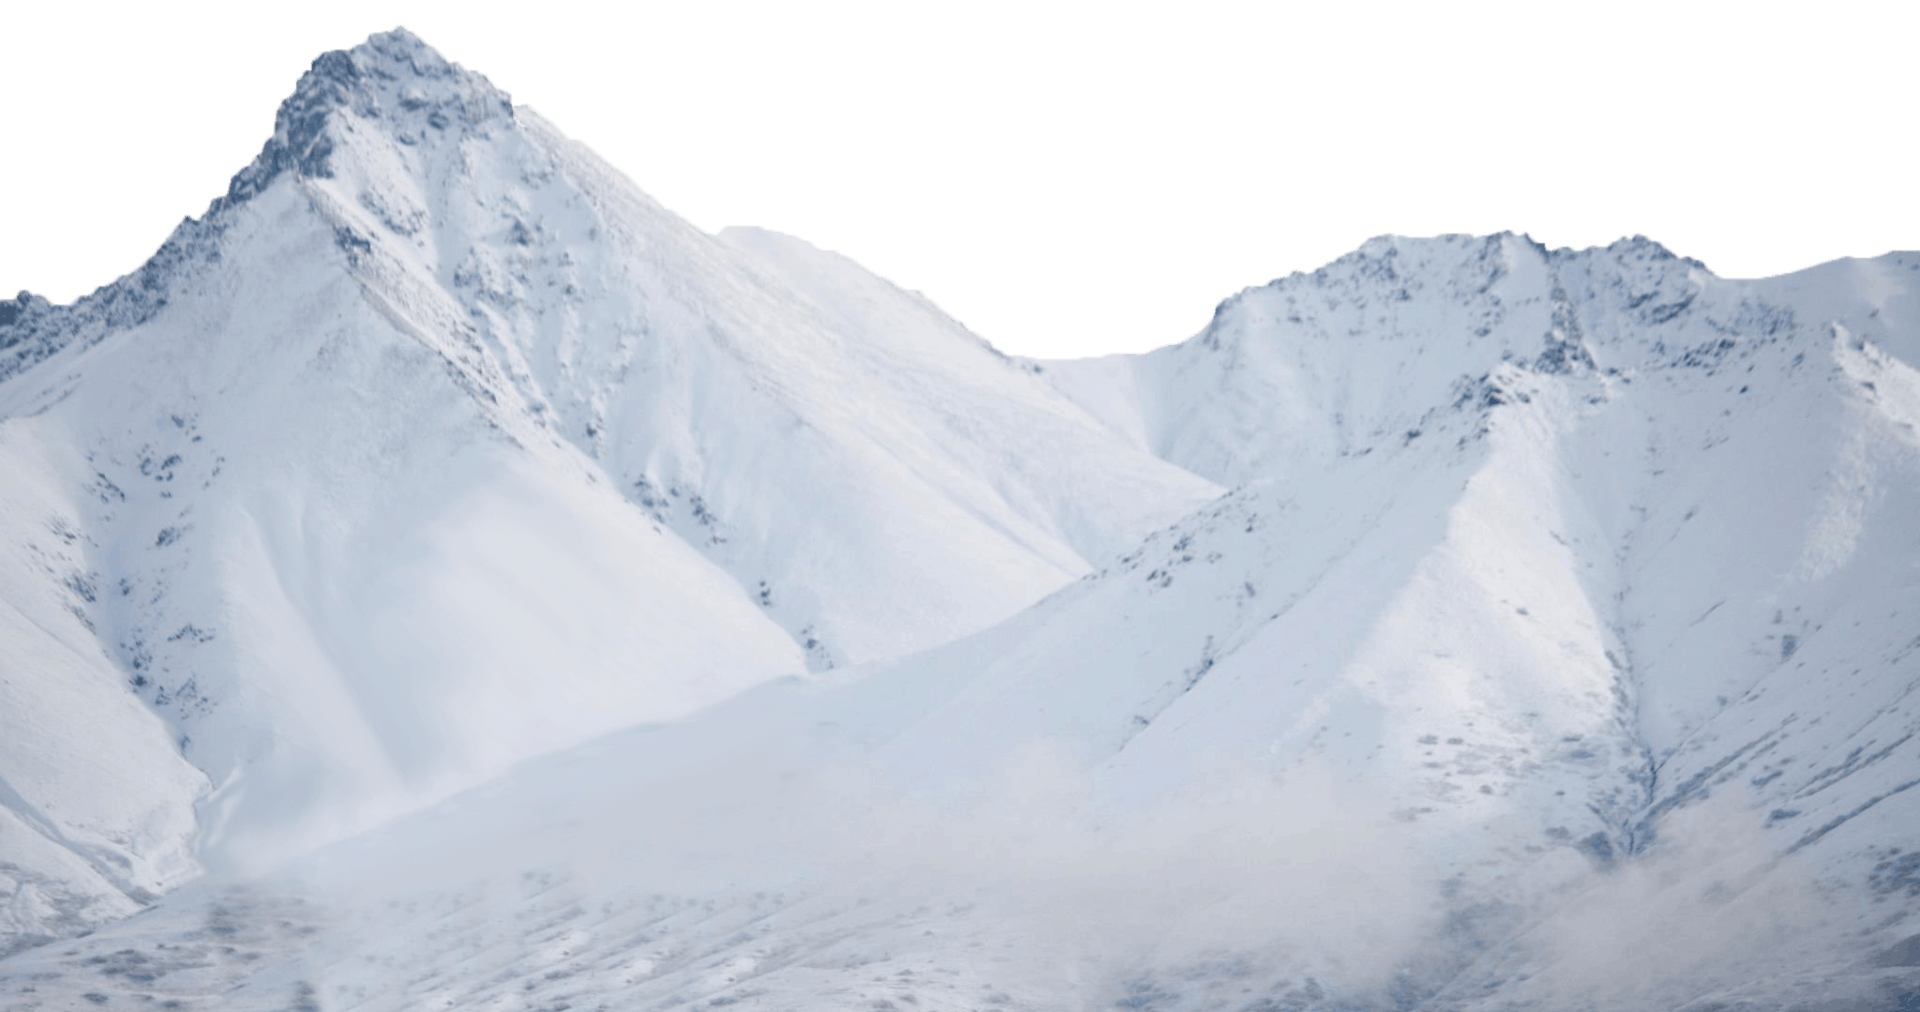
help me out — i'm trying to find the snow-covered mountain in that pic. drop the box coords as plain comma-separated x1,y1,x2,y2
0,29,1213,956
2,28,1917,1012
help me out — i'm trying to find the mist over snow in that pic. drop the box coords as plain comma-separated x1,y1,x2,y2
1,28,1917,1012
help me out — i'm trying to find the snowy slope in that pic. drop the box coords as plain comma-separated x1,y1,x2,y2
4,232,1913,1009
0,93,805,955
246,31,1218,671
2,28,1917,1012
0,29,1216,953
1036,235,1920,861
3,507,1913,1012
1021,235,1920,1001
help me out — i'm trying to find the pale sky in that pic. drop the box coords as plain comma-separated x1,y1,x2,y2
3,0,1913,358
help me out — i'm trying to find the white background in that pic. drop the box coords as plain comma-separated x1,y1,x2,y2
2,0,1912,356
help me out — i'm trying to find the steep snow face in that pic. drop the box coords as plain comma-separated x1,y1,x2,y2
0,114,806,950
1039,235,1920,819
0,421,207,957
256,31,1218,670
1017,236,1920,999
0,30,1216,950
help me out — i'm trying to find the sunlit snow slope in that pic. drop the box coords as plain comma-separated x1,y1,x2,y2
1038,234,1920,873
0,29,1214,954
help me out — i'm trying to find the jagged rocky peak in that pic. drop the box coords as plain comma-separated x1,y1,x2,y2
221,28,513,208
1567,232,1710,273
1192,230,1720,356
0,30,515,385
0,291,49,332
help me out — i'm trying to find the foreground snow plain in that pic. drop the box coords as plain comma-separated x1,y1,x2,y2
1,28,1917,1012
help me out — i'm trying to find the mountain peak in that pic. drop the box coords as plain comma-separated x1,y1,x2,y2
218,28,512,211
0,29,518,389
